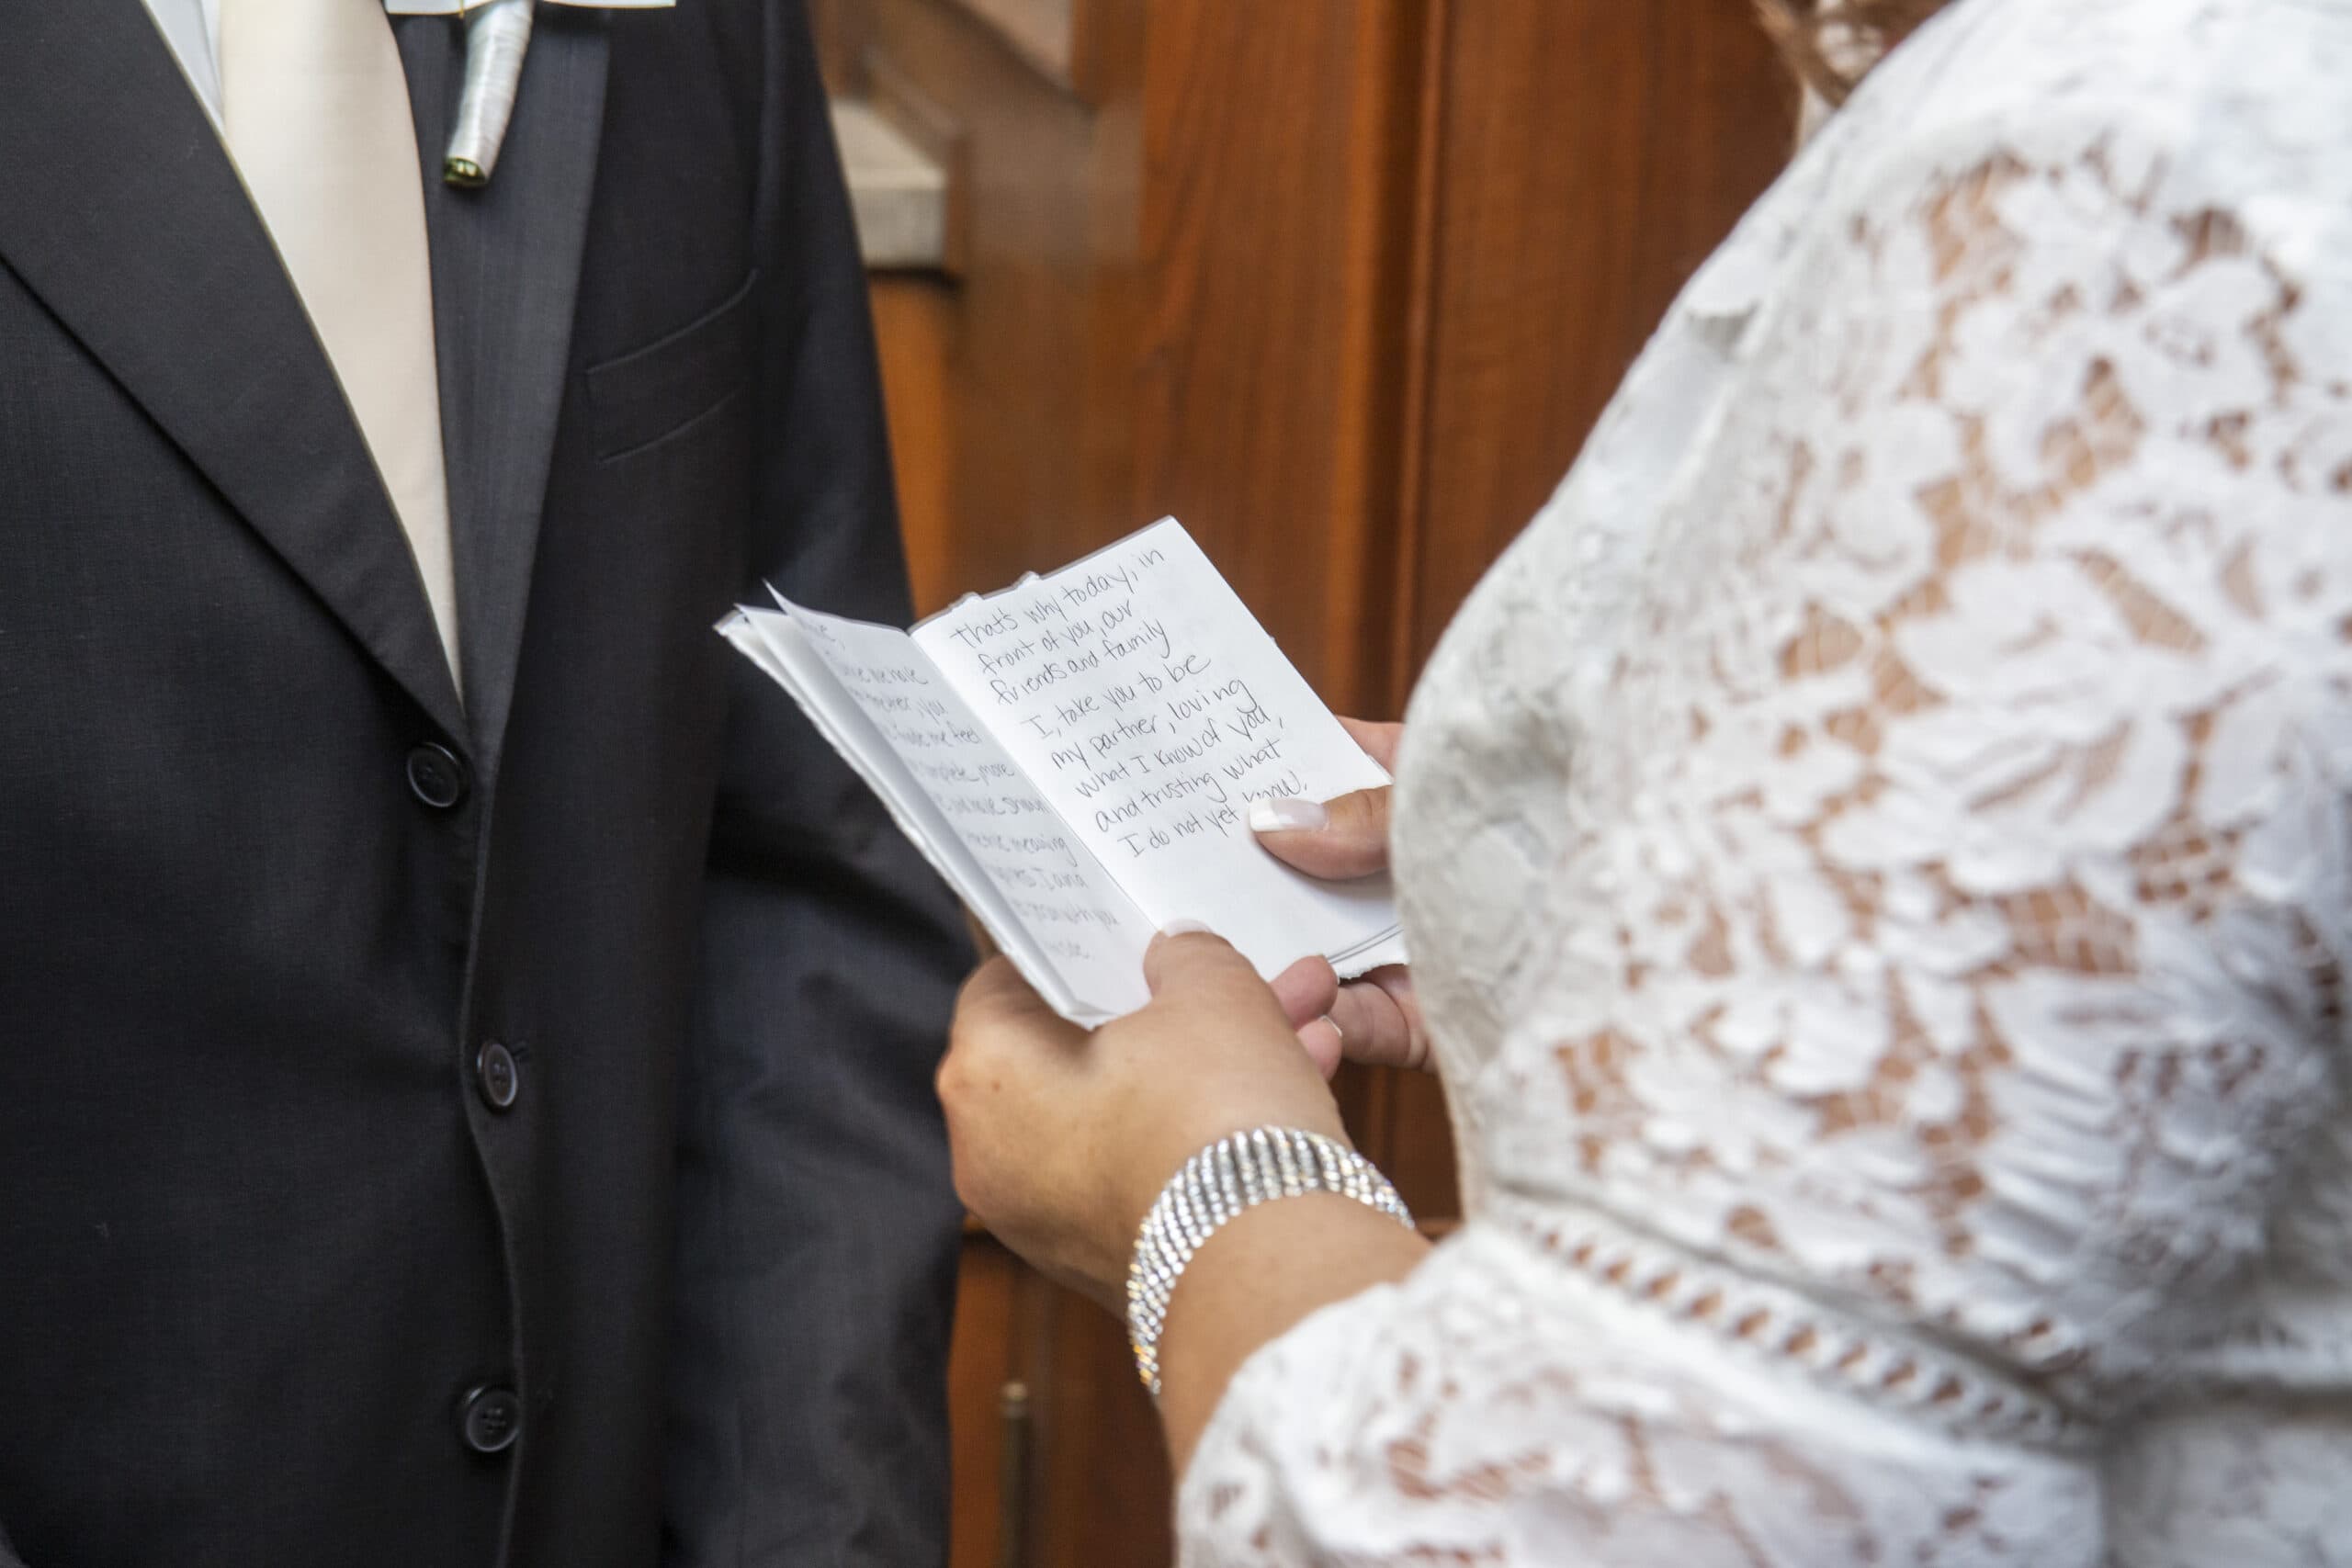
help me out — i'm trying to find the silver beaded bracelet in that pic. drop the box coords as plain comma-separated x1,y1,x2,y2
1125,1126,1414,1396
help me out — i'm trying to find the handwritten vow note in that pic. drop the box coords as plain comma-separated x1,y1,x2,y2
723,519,1403,1024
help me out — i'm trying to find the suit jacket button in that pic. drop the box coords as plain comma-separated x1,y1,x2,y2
405,742,469,810
476,1041,520,1111
459,1384,522,1455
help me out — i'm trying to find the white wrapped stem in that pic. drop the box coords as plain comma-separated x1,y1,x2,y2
443,0,534,187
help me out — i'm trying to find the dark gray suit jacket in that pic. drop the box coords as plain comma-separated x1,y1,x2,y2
0,6,968,1565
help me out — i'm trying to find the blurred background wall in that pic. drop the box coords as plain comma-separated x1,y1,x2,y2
810,2,1793,1560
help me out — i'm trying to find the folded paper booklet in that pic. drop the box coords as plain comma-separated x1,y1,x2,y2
722,518,1405,1025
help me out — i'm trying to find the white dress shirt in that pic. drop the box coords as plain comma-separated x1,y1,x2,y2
140,0,221,120
140,0,464,686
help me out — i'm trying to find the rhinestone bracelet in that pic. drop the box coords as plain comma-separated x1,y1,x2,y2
1125,1126,1414,1396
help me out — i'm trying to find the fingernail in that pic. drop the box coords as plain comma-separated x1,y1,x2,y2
1248,798,1329,833
1159,919,1216,938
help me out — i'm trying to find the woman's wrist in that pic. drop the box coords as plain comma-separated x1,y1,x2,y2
1109,1100,1355,1275
1127,1127,1413,1395
1154,1188,1432,1474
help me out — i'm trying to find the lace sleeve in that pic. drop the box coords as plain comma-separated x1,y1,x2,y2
1178,69,2352,1568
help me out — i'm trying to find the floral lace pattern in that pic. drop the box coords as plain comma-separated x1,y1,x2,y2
1179,0,2352,1562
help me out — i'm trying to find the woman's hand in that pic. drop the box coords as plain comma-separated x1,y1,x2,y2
1250,718,1435,1073
938,930,1350,1311
1243,716,1400,880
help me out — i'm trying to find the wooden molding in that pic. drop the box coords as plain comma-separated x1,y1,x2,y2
862,46,975,276
831,99,954,270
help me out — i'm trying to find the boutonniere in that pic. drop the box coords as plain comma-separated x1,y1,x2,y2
385,0,676,187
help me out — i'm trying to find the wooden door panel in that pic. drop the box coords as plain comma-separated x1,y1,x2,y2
1393,0,1793,680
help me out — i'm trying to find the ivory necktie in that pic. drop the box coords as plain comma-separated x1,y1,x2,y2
220,0,463,691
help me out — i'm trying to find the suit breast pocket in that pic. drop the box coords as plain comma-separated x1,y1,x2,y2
584,269,758,462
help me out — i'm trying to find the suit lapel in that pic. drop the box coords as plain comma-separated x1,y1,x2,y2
399,12,611,782
0,3,467,742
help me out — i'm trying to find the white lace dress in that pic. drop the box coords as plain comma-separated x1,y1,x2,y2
1176,0,2352,1562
